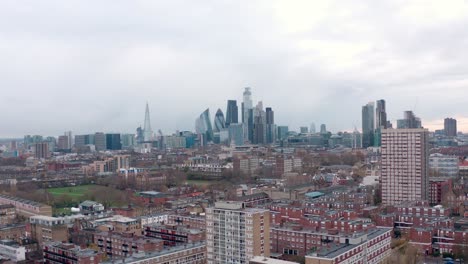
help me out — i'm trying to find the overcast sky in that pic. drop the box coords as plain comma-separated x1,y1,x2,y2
1,0,468,138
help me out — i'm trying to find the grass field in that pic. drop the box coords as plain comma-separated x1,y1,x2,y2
47,185,94,198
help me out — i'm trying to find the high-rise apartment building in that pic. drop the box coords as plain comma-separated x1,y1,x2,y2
381,128,429,206
206,201,270,264
225,100,238,127
34,142,49,159
362,102,375,148
444,118,457,137
300,127,308,134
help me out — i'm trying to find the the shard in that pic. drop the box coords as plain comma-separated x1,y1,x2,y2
143,102,153,141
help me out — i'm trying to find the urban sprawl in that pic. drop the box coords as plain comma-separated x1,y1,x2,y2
0,88,467,264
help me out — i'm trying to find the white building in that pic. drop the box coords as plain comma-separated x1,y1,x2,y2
0,240,26,262
140,214,168,227
206,201,270,264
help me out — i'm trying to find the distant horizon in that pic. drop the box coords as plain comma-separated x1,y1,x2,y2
0,112,466,139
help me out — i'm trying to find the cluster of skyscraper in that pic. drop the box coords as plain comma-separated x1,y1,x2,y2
195,87,276,146
361,100,390,148
361,99,427,148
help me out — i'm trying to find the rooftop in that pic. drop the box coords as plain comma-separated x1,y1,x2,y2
138,191,168,198
310,242,359,259
307,228,392,259
101,242,205,263
0,193,46,208
250,256,299,264
0,204,15,209
93,215,137,224
305,191,325,199
45,242,100,258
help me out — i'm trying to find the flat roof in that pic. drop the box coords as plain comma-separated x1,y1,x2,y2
101,242,205,263
250,256,299,264
305,191,325,198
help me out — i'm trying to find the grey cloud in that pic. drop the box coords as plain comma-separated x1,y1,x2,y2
0,0,467,137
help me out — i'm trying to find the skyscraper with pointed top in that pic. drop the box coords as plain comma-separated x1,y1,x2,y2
214,109,226,132
143,102,153,142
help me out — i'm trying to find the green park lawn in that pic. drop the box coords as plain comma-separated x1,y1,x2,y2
47,185,94,198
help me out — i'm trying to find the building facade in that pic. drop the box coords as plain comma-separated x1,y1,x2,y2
206,201,270,264
429,153,459,178
381,128,429,205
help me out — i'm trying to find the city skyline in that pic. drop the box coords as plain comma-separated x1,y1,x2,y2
1,1,468,137
1,1,468,263
4,94,466,139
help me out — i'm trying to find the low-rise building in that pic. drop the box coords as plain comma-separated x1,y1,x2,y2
0,224,26,242
101,242,206,264
94,231,164,259
0,204,16,225
93,215,141,235
30,215,84,246
0,194,52,217
145,223,205,246
305,228,392,264
79,200,105,215
0,239,26,262
167,214,206,229
43,241,102,264
140,214,168,227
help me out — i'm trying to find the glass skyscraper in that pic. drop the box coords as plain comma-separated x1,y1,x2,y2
195,108,214,142
228,123,244,146
266,107,276,144
225,100,238,127
362,102,375,148
214,109,226,132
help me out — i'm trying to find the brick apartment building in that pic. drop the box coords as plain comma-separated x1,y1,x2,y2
94,231,163,259
305,228,392,264
43,242,102,264
145,223,205,246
